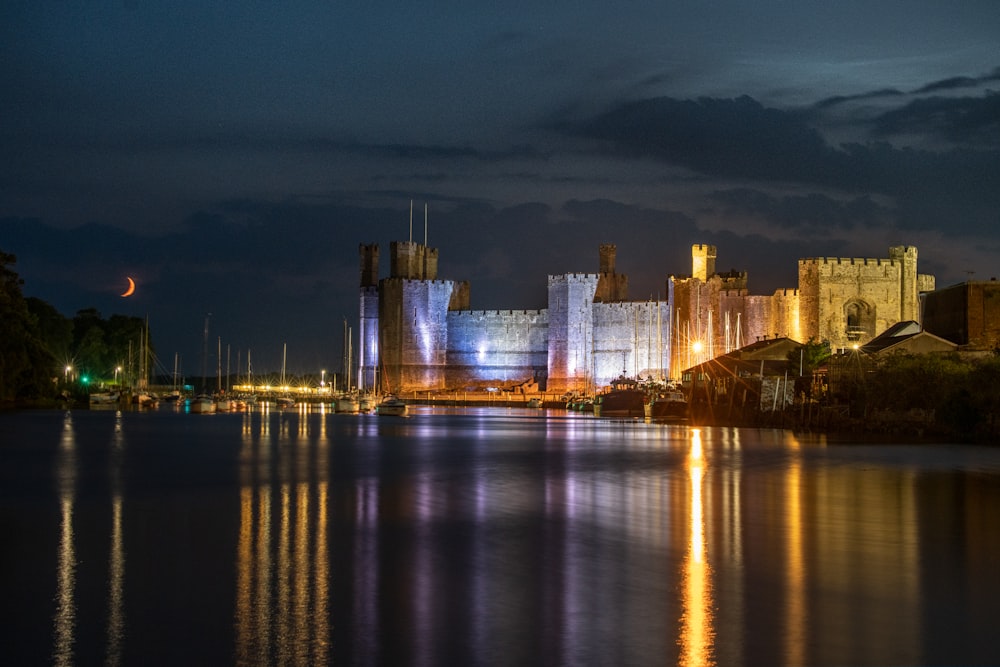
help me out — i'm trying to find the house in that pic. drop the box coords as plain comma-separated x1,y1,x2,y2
859,321,958,356
681,337,803,412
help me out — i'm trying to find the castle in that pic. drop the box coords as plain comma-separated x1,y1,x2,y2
358,239,935,394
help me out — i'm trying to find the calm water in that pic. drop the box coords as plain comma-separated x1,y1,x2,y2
2,405,999,666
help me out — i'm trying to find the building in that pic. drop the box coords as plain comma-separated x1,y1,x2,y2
359,237,936,394
859,321,958,356
921,279,1000,353
681,336,802,413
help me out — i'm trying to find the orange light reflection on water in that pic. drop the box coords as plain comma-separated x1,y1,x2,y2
678,428,715,667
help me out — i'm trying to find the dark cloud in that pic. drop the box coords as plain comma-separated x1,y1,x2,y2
912,67,1000,93
813,88,905,110
872,92,1000,146
706,189,892,234
555,92,1000,238
560,95,837,182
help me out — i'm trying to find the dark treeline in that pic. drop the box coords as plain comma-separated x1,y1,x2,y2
829,351,1000,440
1,249,149,403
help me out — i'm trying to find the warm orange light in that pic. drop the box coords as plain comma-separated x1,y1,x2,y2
691,341,703,355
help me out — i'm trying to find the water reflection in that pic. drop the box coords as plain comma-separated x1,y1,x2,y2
106,410,126,667
53,411,76,667
679,428,715,666
235,411,331,664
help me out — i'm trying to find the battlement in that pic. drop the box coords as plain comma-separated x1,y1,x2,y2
453,309,545,317
382,277,458,286
549,273,600,284
799,256,898,267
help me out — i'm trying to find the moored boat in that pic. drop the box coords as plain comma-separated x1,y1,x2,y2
89,391,120,406
190,394,216,413
336,394,360,414
375,394,407,416
646,387,689,420
593,376,645,418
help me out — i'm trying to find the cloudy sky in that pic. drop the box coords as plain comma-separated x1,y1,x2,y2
3,1,999,377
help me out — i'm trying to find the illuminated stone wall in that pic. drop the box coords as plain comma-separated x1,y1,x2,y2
798,246,932,350
379,277,467,393
358,285,379,391
546,273,600,392
591,301,671,387
444,309,549,388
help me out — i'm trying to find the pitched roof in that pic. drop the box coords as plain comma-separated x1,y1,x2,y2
682,337,801,378
860,321,957,355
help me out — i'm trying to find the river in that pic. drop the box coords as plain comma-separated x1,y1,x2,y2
2,405,998,666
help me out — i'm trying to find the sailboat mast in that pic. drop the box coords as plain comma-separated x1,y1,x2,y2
217,337,223,393
281,342,287,386
201,313,210,392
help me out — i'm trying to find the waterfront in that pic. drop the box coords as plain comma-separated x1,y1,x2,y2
2,406,999,666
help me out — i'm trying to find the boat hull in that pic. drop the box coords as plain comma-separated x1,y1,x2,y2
594,389,645,418
375,397,407,416
190,396,216,414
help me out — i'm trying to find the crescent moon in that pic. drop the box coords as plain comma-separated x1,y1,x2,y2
121,277,136,297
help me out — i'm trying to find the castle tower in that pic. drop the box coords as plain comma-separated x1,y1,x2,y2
595,244,628,303
360,243,379,287
599,244,616,274
692,244,717,281
889,245,919,322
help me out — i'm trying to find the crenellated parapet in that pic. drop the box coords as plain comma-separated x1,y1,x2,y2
453,309,546,317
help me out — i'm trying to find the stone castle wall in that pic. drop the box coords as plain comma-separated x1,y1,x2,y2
445,309,549,388
591,301,671,386
379,277,464,393
799,254,907,349
358,285,379,391
547,273,600,391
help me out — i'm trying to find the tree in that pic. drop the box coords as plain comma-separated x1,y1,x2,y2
0,250,53,401
788,337,831,401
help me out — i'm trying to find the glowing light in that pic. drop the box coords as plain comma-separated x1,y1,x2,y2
691,341,703,355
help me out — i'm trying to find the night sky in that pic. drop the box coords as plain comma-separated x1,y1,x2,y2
3,1,999,377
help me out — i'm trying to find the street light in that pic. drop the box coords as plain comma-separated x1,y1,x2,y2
65,365,72,383
115,366,122,385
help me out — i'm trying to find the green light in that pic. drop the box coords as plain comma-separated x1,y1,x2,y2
81,375,90,384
